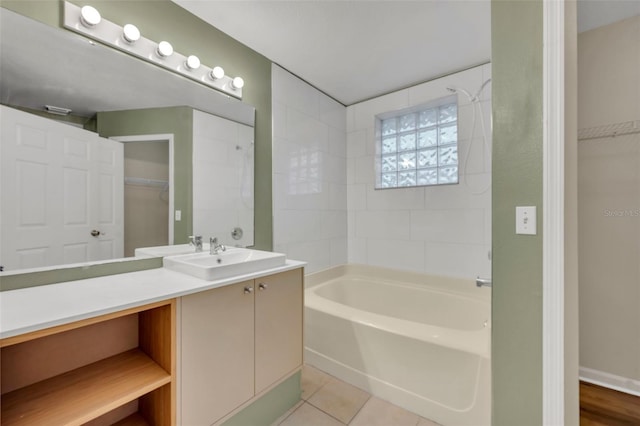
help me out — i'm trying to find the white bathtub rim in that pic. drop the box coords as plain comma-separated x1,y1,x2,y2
305,264,491,302
315,275,491,309
305,291,491,359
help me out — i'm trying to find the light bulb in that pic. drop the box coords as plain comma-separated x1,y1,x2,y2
210,66,225,80
122,24,140,43
157,41,173,58
80,5,101,28
231,76,244,90
185,55,201,70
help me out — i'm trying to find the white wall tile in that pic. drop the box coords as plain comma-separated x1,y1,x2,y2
329,183,347,210
274,210,322,245
330,238,348,267
275,63,492,281
272,101,288,142
347,64,491,279
366,186,425,211
408,67,483,108
272,65,319,117
347,211,356,238
411,209,485,244
347,184,367,211
287,108,329,152
328,127,347,158
286,239,332,274
355,210,412,240
319,94,347,131
346,157,356,185
354,155,374,184
351,89,410,131
272,64,348,271
347,237,368,264
424,243,491,279
347,130,367,159
321,211,348,240
346,107,356,132
366,239,426,273
364,127,378,157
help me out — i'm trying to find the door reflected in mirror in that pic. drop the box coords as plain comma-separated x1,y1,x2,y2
0,9,256,274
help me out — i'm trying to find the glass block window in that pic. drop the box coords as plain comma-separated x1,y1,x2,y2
376,97,458,189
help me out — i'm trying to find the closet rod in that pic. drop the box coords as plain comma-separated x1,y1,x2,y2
124,177,168,188
578,120,640,141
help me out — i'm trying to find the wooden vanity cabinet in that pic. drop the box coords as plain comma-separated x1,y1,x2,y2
254,269,303,393
0,299,176,426
179,268,303,426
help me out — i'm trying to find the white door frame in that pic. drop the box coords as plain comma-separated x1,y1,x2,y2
110,134,175,244
542,1,566,424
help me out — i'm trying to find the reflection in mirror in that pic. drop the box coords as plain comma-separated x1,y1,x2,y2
0,9,256,274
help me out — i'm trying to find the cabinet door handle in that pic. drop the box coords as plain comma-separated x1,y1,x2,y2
244,286,253,294
258,283,268,291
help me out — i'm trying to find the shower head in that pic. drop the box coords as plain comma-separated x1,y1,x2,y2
446,86,474,102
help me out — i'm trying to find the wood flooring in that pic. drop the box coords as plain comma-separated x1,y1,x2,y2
580,381,640,425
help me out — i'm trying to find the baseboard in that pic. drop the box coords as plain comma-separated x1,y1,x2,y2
579,366,640,397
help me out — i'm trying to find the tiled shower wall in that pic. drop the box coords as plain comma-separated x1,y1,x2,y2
272,64,491,279
346,65,492,278
272,65,348,273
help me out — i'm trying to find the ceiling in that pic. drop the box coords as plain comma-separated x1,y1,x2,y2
173,1,491,105
174,1,639,106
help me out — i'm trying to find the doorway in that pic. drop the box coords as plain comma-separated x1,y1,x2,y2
111,134,174,257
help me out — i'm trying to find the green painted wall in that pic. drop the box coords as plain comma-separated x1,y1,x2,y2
223,372,301,426
97,107,194,244
0,0,272,289
491,0,544,424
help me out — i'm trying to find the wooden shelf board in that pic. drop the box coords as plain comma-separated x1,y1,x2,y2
1,349,170,426
112,412,150,426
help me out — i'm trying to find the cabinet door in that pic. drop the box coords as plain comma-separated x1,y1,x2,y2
255,269,303,393
180,281,254,426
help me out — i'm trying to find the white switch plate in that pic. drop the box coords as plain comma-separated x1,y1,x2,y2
516,206,536,235
175,210,182,221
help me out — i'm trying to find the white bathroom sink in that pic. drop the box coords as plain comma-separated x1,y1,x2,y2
163,247,286,280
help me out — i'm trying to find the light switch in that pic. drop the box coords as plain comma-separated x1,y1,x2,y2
175,210,182,221
516,206,536,235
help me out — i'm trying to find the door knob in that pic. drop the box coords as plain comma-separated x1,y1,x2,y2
244,286,253,294
90,230,101,237
258,283,268,291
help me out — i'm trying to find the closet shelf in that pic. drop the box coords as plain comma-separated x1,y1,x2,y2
578,119,640,141
1,348,170,426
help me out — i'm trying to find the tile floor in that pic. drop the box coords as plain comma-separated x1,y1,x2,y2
273,365,441,426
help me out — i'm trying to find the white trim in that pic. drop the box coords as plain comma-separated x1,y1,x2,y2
110,134,175,244
580,367,640,397
542,1,565,425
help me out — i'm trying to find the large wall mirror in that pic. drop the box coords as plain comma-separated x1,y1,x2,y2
0,9,256,274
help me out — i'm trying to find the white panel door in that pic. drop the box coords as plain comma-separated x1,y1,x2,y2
0,105,123,271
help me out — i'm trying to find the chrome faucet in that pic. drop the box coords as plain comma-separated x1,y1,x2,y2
476,277,492,288
210,237,226,255
189,235,203,252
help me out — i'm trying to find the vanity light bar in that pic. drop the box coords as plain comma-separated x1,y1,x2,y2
62,2,243,99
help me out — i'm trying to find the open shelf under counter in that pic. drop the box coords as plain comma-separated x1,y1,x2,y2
112,413,151,426
1,349,170,426
0,299,175,426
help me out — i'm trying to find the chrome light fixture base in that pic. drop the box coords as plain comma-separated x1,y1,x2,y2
63,1,243,99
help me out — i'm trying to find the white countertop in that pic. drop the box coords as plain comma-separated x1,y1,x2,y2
0,260,305,340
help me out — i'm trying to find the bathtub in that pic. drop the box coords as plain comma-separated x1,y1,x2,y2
304,264,491,426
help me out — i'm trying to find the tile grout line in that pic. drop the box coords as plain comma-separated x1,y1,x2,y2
344,394,373,425
305,374,373,425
